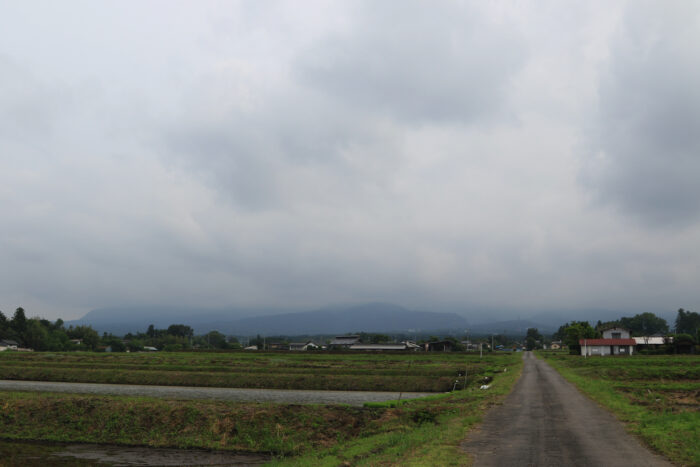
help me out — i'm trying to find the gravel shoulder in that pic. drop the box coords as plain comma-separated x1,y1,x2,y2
461,352,673,466
0,379,431,406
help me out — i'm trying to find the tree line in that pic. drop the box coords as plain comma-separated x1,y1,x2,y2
0,307,240,352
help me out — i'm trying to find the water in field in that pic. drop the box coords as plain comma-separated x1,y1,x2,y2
0,380,433,406
0,439,271,466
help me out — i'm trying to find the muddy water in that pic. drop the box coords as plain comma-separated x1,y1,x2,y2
0,380,433,406
0,439,271,466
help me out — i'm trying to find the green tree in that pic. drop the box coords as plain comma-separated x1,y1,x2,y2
525,328,542,350
11,307,27,335
67,325,100,350
126,339,144,352
563,321,598,354
46,328,70,351
619,312,668,336
23,319,49,351
0,310,7,336
166,324,193,338
102,336,126,352
202,330,228,349
369,334,391,344
675,309,700,337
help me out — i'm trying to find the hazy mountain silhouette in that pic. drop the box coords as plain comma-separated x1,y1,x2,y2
222,303,469,335
67,302,469,336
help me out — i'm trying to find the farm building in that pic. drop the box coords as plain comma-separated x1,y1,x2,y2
633,336,667,351
0,339,19,351
579,327,635,356
289,341,319,351
329,335,361,349
425,340,455,352
349,342,421,351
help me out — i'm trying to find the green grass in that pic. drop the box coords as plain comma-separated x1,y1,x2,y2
539,352,699,466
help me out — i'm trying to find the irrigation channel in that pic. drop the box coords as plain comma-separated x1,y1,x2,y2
0,380,433,405
0,439,271,466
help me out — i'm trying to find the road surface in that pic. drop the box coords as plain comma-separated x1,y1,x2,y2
0,379,431,406
461,352,672,466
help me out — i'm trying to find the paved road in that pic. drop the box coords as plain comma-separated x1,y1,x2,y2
0,380,432,406
461,352,673,467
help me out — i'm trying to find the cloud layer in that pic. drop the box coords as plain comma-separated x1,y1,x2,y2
1,1,699,321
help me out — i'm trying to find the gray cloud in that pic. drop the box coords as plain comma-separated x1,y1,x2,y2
296,1,525,124
0,1,699,322
582,1,700,226
163,1,527,210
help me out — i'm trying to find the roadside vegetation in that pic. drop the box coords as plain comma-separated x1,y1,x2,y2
0,353,522,465
539,352,699,466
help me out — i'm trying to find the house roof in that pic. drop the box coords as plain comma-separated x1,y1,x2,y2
579,339,636,346
0,339,18,346
598,325,630,332
330,336,360,345
349,344,410,350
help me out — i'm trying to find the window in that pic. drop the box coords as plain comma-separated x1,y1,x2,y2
612,332,621,339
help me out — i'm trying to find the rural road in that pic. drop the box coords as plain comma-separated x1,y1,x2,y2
0,380,432,406
462,352,673,467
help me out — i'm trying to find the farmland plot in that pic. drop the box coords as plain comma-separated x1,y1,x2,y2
0,351,505,392
0,352,523,465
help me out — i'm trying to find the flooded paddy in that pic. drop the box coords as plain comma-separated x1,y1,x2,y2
0,439,270,466
0,380,432,406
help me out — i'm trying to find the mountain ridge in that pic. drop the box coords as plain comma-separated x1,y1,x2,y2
66,302,563,336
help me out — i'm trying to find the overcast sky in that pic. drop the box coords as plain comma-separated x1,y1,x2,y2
1,0,699,321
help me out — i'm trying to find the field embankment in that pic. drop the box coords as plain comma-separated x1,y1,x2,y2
539,352,699,466
0,352,523,465
0,351,498,392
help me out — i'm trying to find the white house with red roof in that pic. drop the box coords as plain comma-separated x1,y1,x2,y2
579,327,636,356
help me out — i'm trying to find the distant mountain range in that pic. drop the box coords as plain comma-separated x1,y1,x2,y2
66,302,558,337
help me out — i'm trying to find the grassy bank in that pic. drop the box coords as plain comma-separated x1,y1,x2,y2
0,351,507,392
539,352,699,466
0,353,523,465
0,391,379,455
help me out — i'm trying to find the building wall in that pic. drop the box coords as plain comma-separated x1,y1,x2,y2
581,344,634,356
602,328,631,339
